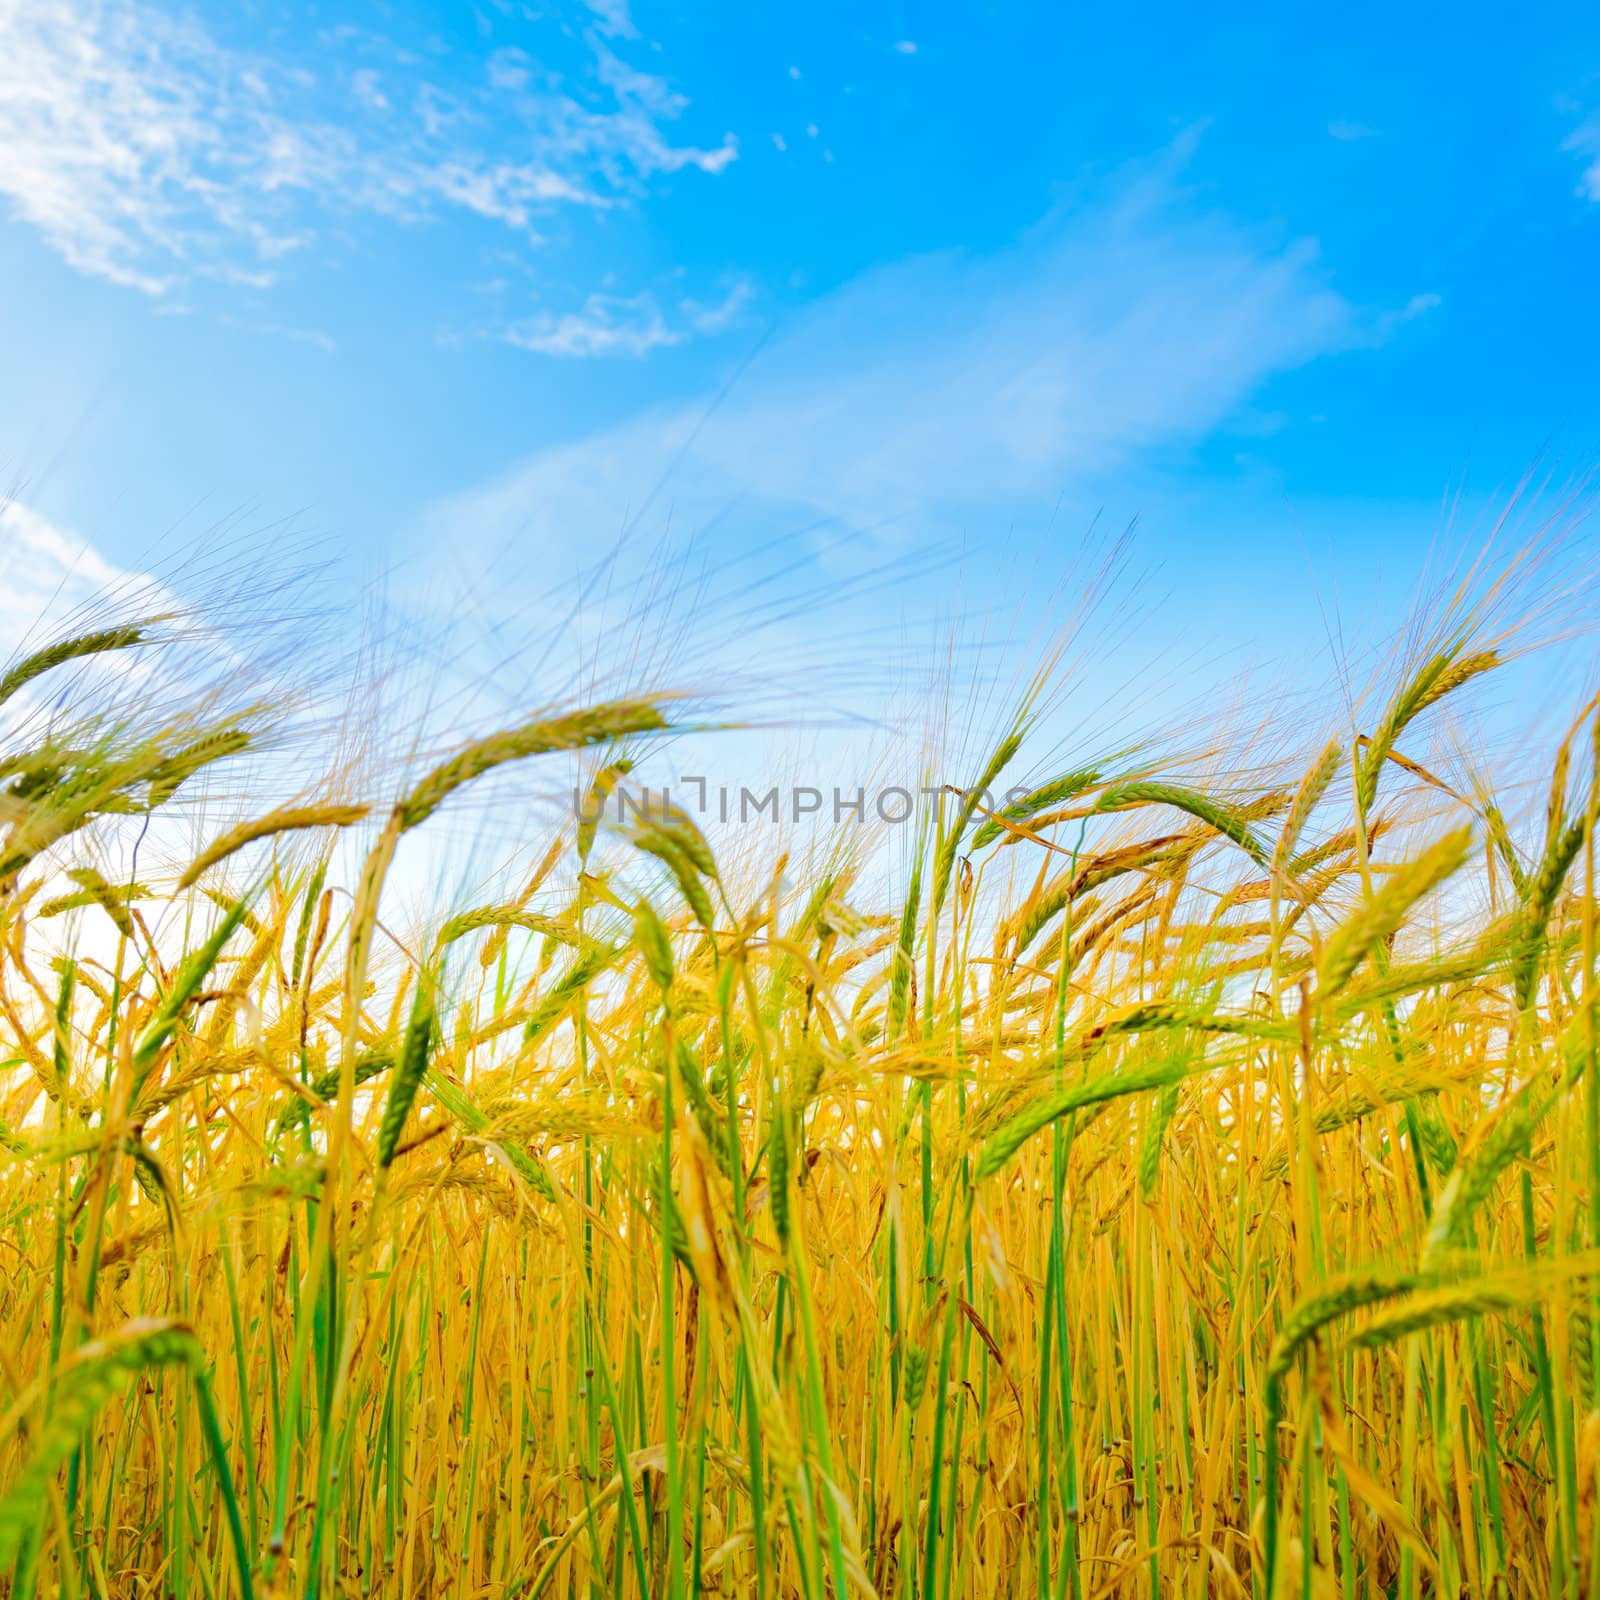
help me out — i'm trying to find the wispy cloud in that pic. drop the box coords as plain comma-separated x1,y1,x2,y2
582,0,638,41
0,498,162,648
504,291,678,357
1565,116,1600,200
1353,289,1441,348
415,154,1357,578
216,315,338,353
683,281,755,335
350,68,390,113
1327,120,1378,141
502,279,753,357
0,0,737,297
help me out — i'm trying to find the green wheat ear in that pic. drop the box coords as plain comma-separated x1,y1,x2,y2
1266,1267,1426,1385
767,1087,793,1248
975,1051,1198,1181
1136,1079,1181,1198
0,1318,252,1598
1422,1046,1583,1267
274,1051,394,1135
885,836,924,1041
970,765,1103,850
1316,825,1473,997
931,722,1025,912
1259,1265,1429,1594
1509,813,1585,1009
128,887,257,1101
631,807,717,926
376,975,438,1169
576,755,633,863
0,621,158,710
635,900,675,993
1344,1252,1600,1351
424,1069,559,1203
522,941,621,1045
1092,779,1269,864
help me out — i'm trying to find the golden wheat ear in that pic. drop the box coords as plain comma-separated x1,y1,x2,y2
1356,645,1500,815
394,697,673,832
178,801,370,888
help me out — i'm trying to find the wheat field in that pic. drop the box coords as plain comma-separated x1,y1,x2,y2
0,558,1597,1600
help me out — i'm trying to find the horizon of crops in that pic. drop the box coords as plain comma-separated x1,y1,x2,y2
0,551,1598,1600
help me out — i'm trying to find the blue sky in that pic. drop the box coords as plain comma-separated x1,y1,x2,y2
3,0,1600,783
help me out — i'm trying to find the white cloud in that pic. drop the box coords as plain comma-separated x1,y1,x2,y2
486,50,531,93
1360,289,1441,345
894,40,918,55
1327,120,1378,141
350,68,389,112
1566,117,1600,200
682,279,753,334
502,278,752,357
415,159,1355,583
583,0,638,40
504,291,678,357
0,0,738,296
0,499,164,647
216,314,337,352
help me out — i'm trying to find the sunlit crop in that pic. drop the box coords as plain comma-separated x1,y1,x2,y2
1,564,1596,1599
